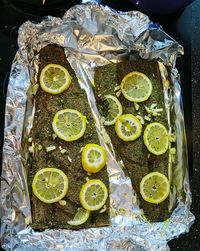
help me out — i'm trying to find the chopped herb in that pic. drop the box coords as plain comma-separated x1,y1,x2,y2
28,137,33,143
46,145,56,152
150,103,157,109
38,144,43,151
169,133,176,142
116,90,121,97
136,115,144,124
29,146,34,153
145,106,151,114
134,102,140,111
118,208,126,215
32,84,39,95
100,116,106,124
118,159,125,168
60,149,67,154
170,148,176,155
154,108,163,112
145,104,163,117
144,115,151,121
114,85,121,92
79,147,84,153
59,200,66,206
67,156,72,162
52,133,57,140
99,205,107,213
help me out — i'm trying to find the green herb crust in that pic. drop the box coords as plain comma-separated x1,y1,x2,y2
94,61,171,222
29,45,110,230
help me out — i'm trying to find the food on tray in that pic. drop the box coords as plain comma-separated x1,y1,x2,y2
28,45,109,229
94,60,173,221
82,144,107,173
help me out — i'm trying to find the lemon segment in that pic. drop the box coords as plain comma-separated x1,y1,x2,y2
140,172,170,204
67,208,90,226
143,122,169,155
121,71,152,102
52,109,86,142
40,64,71,94
82,144,107,173
104,95,122,126
115,114,142,141
80,179,108,211
32,168,68,203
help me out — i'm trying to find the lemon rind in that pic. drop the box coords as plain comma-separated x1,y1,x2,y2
82,144,107,173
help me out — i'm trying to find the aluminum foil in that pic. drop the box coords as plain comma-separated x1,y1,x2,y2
1,2,195,251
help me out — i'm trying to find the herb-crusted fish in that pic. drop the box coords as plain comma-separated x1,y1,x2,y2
29,45,110,230
94,61,172,222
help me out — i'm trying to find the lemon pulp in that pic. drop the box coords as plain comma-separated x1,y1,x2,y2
79,179,108,211
140,172,170,204
40,64,71,94
121,71,152,102
32,168,68,203
52,109,86,142
115,114,142,141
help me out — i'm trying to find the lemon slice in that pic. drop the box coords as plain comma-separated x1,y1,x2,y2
80,179,108,211
115,114,142,141
52,109,86,141
121,71,152,102
40,64,71,94
143,122,169,155
140,172,170,204
103,95,122,126
82,144,107,173
32,168,68,203
67,208,90,226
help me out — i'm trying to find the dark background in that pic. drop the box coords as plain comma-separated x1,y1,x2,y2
0,0,199,250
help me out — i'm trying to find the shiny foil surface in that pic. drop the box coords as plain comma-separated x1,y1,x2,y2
1,2,195,251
